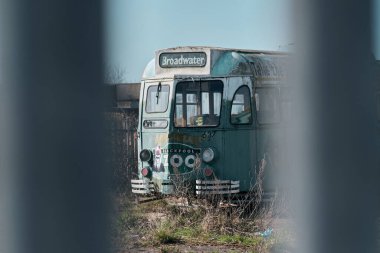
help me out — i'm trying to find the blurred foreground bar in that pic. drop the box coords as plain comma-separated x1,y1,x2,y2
0,1,109,253
294,0,379,252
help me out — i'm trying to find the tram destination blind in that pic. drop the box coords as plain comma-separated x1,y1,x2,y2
159,52,207,68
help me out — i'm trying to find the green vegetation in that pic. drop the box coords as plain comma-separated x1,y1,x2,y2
215,234,262,246
155,228,182,244
113,196,292,252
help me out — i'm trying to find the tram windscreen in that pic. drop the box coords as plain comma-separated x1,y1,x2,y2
146,84,170,113
174,80,223,127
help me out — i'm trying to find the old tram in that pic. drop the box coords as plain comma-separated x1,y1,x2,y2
131,46,289,198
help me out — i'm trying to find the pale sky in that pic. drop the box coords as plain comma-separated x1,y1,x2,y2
105,0,380,82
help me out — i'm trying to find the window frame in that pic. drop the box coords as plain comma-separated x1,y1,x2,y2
145,84,170,114
230,85,253,125
173,80,224,128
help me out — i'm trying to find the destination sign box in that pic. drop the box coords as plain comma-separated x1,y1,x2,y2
159,52,207,68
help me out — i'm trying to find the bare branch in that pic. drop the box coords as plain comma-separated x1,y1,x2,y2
105,64,127,84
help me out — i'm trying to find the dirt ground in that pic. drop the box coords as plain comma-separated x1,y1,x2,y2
123,245,266,253
123,240,294,253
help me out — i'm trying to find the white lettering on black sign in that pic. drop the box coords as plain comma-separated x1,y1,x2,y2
159,52,207,68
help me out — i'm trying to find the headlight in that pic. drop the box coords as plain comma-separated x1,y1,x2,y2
202,148,215,163
140,149,152,162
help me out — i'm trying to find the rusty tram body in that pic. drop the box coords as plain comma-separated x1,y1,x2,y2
131,46,289,197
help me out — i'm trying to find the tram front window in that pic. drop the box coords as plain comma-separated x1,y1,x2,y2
146,84,170,113
174,80,223,127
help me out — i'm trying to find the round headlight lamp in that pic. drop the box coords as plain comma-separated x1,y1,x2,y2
139,149,152,162
202,148,216,163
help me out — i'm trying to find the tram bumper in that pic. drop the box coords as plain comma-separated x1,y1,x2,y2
131,178,174,195
195,180,240,195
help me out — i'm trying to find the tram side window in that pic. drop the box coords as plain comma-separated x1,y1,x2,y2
174,80,223,127
231,86,252,124
146,84,170,113
255,88,280,124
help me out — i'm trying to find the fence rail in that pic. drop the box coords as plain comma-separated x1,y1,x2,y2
105,108,138,194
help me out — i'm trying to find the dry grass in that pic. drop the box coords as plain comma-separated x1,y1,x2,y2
112,194,294,253
112,157,294,252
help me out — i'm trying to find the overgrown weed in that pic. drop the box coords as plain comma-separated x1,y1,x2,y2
113,157,293,252
155,226,182,244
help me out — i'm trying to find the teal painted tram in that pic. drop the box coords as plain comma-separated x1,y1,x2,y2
131,46,290,197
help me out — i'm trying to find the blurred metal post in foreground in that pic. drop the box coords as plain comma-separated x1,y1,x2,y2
293,0,379,252
0,1,109,253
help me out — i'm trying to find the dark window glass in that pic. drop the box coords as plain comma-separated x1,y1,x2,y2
146,84,169,113
231,86,252,124
174,80,223,127
255,88,280,124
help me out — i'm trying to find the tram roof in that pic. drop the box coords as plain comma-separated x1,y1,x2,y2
142,46,288,80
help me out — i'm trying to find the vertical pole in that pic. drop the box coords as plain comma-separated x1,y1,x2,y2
0,1,109,253
293,0,378,252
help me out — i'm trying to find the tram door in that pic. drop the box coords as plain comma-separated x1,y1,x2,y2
223,77,256,191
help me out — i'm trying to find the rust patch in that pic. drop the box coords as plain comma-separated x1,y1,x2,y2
172,166,180,175
169,133,202,145
154,134,168,145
